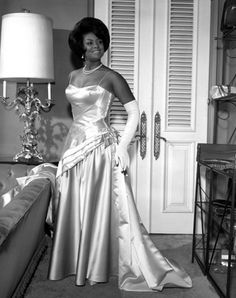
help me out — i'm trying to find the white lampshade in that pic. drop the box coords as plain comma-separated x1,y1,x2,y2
0,12,54,82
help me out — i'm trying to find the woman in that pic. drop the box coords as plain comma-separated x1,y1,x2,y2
48,17,192,292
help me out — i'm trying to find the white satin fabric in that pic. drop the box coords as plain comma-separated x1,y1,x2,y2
48,83,192,291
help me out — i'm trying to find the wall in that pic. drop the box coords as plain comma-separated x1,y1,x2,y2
2,0,232,160
0,0,93,161
209,0,236,144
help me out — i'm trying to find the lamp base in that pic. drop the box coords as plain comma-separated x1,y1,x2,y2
0,81,55,165
13,149,44,164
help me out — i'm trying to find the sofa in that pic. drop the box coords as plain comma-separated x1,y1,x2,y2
0,162,56,298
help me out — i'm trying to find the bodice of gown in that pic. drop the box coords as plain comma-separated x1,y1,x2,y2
63,84,116,150
57,84,117,176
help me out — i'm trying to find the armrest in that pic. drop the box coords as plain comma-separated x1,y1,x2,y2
0,177,51,298
0,178,51,246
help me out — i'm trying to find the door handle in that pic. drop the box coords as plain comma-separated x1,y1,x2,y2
137,111,147,159
154,111,166,160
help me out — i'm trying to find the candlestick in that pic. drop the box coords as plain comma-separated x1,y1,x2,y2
3,80,6,97
48,82,51,100
0,80,54,163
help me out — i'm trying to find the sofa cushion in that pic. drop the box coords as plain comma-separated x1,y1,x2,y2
0,187,19,209
0,163,57,215
0,164,35,196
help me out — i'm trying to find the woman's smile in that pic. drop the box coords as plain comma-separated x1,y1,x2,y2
83,32,105,61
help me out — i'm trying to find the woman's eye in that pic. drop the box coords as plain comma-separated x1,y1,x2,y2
84,39,103,48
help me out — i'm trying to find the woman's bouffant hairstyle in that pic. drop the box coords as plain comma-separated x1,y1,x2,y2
68,17,110,60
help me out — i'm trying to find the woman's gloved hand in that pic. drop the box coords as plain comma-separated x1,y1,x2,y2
115,143,130,170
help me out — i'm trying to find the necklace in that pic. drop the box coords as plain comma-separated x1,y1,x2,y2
83,63,103,75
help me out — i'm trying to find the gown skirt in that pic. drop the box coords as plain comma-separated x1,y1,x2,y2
48,140,192,292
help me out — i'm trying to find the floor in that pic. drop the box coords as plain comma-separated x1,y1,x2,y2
24,234,220,298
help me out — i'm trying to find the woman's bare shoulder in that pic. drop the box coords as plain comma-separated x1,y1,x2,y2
104,68,126,86
104,68,135,103
107,68,122,78
69,68,83,79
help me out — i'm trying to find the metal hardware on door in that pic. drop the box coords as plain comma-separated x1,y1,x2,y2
154,112,166,160
137,111,147,160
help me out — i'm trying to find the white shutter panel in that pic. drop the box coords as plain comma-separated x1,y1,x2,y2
167,0,195,129
108,0,136,133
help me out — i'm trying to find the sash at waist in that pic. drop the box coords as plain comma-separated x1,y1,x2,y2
57,130,118,178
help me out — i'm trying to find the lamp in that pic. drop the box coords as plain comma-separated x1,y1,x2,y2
0,11,54,163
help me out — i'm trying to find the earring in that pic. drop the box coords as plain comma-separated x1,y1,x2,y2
82,54,85,60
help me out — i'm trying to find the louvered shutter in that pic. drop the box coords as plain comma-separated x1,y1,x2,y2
167,0,195,129
108,0,136,133
108,0,195,131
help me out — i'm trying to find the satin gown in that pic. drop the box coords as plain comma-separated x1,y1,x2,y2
48,82,192,292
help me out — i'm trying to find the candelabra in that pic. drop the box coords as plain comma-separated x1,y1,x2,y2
0,81,54,162
0,11,54,163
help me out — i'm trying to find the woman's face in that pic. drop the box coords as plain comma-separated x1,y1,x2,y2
83,32,105,62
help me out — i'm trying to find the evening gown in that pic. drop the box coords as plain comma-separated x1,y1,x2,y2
48,79,192,292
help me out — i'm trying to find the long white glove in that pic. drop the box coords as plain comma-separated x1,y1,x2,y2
115,100,139,171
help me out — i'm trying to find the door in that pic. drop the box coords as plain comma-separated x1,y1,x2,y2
95,0,211,233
